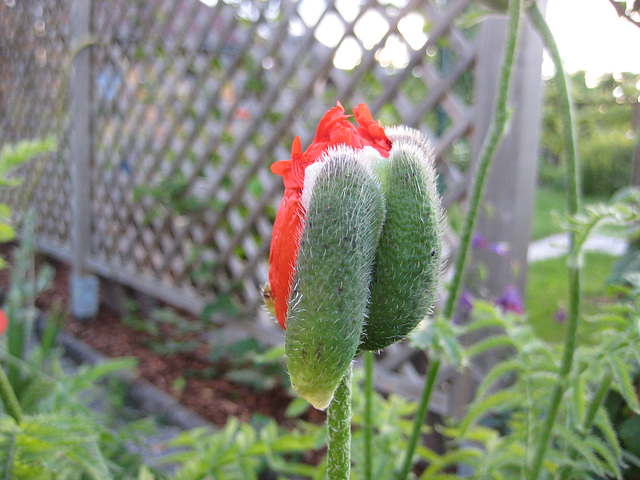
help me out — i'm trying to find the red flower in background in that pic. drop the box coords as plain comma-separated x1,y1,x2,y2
0,308,7,336
268,102,391,328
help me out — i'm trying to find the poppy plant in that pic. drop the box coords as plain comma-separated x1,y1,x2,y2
266,102,443,409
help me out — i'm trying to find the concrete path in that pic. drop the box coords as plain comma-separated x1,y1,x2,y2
528,233,627,263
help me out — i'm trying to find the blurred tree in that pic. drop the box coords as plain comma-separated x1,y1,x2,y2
606,0,640,30
540,70,640,195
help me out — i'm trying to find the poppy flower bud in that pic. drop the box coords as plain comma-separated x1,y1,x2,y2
285,148,385,409
361,127,444,351
267,104,444,408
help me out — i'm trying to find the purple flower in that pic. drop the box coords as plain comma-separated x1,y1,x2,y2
452,290,475,325
472,233,489,250
473,232,510,257
489,241,510,257
495,285,524,315
459,290,475,315
554,308,566,323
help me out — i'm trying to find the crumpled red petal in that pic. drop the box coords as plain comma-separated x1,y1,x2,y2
268,102,392,328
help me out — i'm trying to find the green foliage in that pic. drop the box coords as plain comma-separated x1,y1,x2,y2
164,417,325,480
0,414,111,480
435,190,640,480
2,218,57,406
580,129,634,197
208,338,289,392
540,71,639,196
526,252,617,342
0,137,56,268
122,301,208,356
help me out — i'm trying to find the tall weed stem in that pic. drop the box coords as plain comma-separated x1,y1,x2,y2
526,3,582,479
397,0,524,477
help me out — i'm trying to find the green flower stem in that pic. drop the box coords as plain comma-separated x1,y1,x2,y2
0,365,22,424
364,351,374,480
554,372,614,480
327,364,352,480
581,372,613,434
397,356,441,480
443,0,524,321
398,1,524,478
526,4,582,480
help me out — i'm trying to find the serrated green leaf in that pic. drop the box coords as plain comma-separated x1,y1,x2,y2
594,407,622,460
585,435,622,480
466,335,514,359
554,424,606,476
461,314,506,335
420,448,483,477
285,397,310,418
607,353,640,413
460,389,522,434
475,359,523,399
0,223,15,242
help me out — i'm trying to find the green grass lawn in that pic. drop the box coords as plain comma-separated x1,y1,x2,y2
525,252,618,343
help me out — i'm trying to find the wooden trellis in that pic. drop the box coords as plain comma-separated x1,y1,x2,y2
0,0,545,414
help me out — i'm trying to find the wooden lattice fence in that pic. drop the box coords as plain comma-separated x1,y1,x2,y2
0,0,546,415
1,0,477,313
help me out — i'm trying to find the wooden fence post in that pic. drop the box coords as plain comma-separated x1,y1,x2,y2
70,0,98,320
470,5,546,302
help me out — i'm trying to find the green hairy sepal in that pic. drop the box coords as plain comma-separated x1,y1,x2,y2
284,129,444,408
360,127,444,351
285,148,385,410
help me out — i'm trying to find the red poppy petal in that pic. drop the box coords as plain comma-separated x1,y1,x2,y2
271,159,290,176
269,191,305,328
0,308,7,336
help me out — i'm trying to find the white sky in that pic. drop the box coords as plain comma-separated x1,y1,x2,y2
545,0,640,77
197,0,640,76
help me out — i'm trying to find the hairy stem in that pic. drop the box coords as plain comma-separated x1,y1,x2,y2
397,0,524,477
364,351,374,480
526,3,582,479
327,364,352,480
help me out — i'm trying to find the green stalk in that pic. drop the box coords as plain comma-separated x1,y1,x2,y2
0,365,22,424
397,357,441,480
443,0,524,321
364,351,374,480
581,372,613,434
397,1,524,477
327,364,353,480
554,372,614,480
526,3,582,480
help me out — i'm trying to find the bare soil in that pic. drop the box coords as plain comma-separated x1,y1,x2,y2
0,244,325,428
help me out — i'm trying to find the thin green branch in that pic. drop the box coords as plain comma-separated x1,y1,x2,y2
397,0,525,477
526,3,583,479
2,432,17,480
397,357,441,480
327,364,353,480
0,366,22,424
443,0,524,321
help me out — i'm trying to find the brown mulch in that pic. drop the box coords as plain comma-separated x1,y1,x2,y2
0,243,325,428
